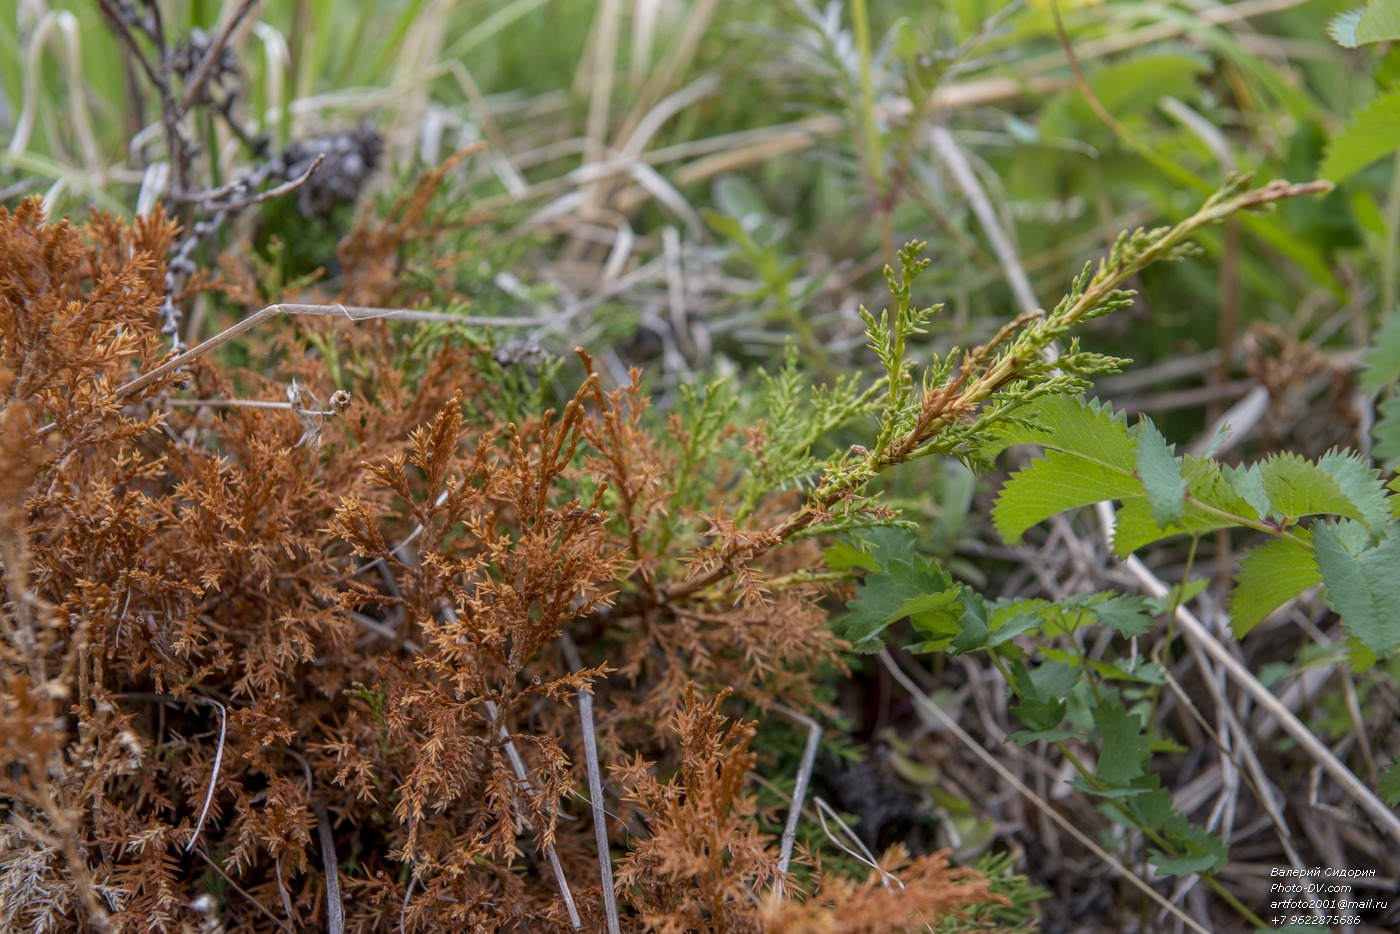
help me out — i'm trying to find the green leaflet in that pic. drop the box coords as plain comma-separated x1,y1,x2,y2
1094,697,1151,786
842,555,953,645
1313,520,1400,657
1381,762,1400,806
1362,308,1400,394
1316,449,1390,537
1260,452,1369,526
1221,462,1271,521
993,448,1142,545
1134,418,1187,527
990,396,1140,544
1328,0,1400,48
1230,533,1321,637
986,395,1133,466
1320,87,1400,183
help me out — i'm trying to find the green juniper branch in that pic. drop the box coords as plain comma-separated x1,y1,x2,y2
658,177,1330,605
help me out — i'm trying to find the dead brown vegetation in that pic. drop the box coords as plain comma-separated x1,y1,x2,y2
0,197,1004,931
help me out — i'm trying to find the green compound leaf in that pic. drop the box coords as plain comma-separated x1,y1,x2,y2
1134,418,1187,527
1312,520,1400,657
1230,532,1321,637
1321,87,1400,184
1094,697,1151,786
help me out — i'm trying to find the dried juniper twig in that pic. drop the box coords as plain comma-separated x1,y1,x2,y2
98,1,382,352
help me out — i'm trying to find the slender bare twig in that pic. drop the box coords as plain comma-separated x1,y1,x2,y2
112,693,227,854
172,153,325,212
312,803,344,932
812,797,898,889
161,397,338,414
559,634,620,934
112,303,546,404
184,696,227,853
769,705,822,901
178,0,260,114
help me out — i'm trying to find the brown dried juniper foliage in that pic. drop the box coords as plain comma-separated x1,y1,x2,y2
1,198,1004,932
610,687,1002,934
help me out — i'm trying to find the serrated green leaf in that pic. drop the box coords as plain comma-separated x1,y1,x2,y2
994,449,1142,545
1150,844,1225,877
904,589,964,649
1007,658,1077,731
1328,7,1364,47
1313,521,1400,656
1380,761,1400,805
1011,697,1067,732
1318,449,1391,537
1095,698,1151,786
1359,0,1400,43
1028,660,1081,700
1260,453,1365,524
988,395,1134,466
863,527,921,571
1087,658,1168,685
1068,778,1150,799
1222,463,1272,522
843,558,953,644
987,600,1051,646
1135,418,1187,526
851,638,887,655
1007,729,1084,745
1230,533,1321,637
949,589,992,654
1123,782,1177,826
1111,497,1233,556
1362,309,1400,393
1372,397,1400,472
823,541,881,573
1321,87,1400,183
1087,594,1155,638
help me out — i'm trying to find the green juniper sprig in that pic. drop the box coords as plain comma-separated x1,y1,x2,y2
660,176,1330,604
